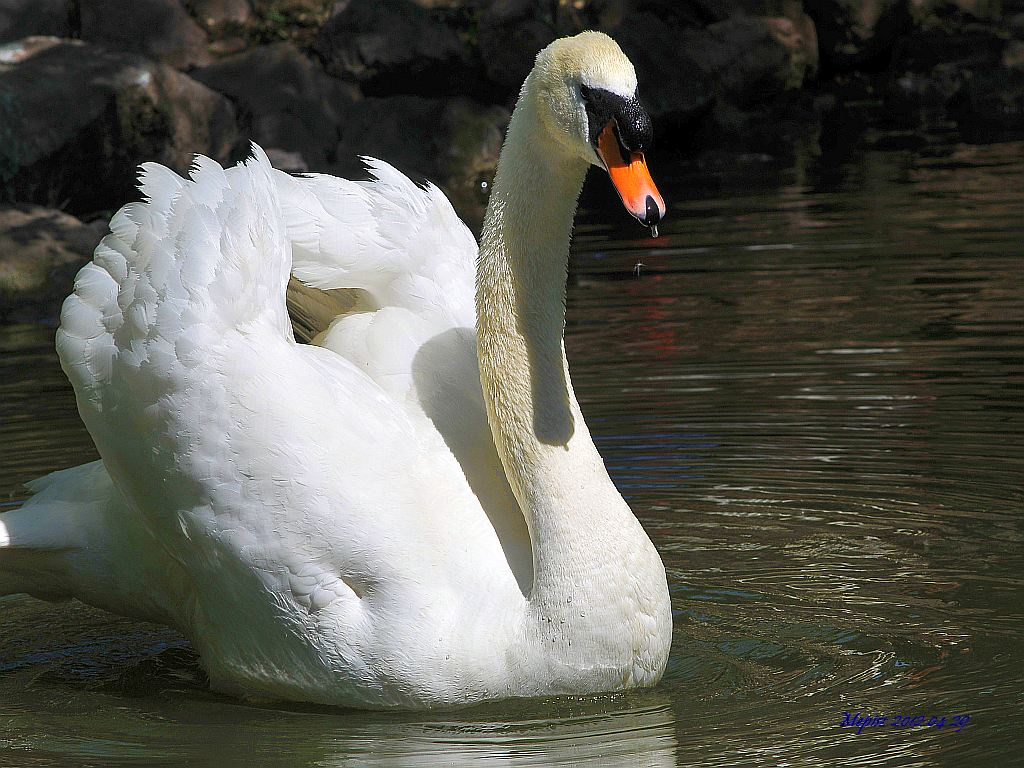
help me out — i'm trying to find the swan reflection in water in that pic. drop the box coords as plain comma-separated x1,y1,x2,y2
0,634,677,768
309,699,677,767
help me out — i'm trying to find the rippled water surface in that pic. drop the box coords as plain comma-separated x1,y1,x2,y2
1,140,1022,766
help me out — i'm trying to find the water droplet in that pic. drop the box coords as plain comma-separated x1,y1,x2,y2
649,225,659,238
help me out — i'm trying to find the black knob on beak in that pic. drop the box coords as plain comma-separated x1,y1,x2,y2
642,195,662,227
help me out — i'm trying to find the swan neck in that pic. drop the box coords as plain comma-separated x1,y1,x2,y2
476,79,625,598
476,79,586,474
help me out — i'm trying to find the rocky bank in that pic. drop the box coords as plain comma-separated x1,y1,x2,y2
1,0,1021,318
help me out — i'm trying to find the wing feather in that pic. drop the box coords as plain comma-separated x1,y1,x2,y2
48,148,525,676
276,160,532,595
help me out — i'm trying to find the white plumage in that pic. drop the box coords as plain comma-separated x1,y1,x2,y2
0,32,671,709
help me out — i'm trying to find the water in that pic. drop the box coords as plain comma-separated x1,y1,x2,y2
1,139,1022,766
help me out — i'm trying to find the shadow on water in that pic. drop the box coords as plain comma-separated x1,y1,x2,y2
1,139,1022,766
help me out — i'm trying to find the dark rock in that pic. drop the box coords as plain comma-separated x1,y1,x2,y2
694,13,817,100
949,66,1024,139
252,0,331,14
885,63,968,128
912,0,1002,22
897,19,1005,73
247,0,334,48
692,91,821,159
806,0,912,72
0,0,73,43
433,99,510,229
314,0,476,97
334,95,509,230
190,0,253,30
193,42,358,171
0,38,238,215
1005,39,1024,69
615,12,815,132
333,96,444,179
476,0,558,93
626,0,702,25
1010,13,1024,38
191,0,252,57
613,13,712,127
80,0,212,70
554,0,627,31
656,0,808,24
208,35,250,57
264,147,308,173
0,205,105,322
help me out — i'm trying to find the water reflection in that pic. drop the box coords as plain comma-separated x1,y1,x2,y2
309,703,676,767
1,140,1021,766
0,614,677,767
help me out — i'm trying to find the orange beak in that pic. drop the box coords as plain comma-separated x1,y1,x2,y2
596,121,666,229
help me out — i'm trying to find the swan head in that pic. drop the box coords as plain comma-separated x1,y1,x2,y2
529,31,666,228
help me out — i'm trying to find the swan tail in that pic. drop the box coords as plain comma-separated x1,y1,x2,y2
0,464,97,600
0,525,72,601
0,462,180,623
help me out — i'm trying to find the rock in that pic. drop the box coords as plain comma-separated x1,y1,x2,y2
79,0,212,70
0,34,61,63
910,0,1002,21
252,0,330,14
612,13,712,126
264,147,307,173
0,38,238,215
949,66,1024,139
333,95,509,230
757,15,819,87
476,0,558,93
333,96,443,181
555,0,628,31
193,42,358,170
806,0,912,71
897,17,1006,72
614,12,814,130
0,205,105,322
433,99,510,229
314,0,477,97
190,0,252,56
190,0,253,30
248,0,334,48
0,0,73,43
1005,39,1024,70
885,63,968,127
659,0,809,24
623,0,707,26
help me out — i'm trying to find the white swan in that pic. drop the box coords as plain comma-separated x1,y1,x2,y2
0,31,671,709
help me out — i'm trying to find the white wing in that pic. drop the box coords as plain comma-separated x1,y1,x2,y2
275,162,531,591
275,160,476,400
45,147,524,702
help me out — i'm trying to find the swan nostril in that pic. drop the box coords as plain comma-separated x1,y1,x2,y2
642,195,662,226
